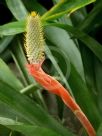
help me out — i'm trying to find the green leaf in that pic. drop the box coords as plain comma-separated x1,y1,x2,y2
0,101,28,123
0,50,11,62
0,117,62,136
79,0,102,32
41,0,96,21
0,20,25,36
0,79,75,136
48,23,102,63
94,59,102,114
0,59,23,90
0,36,14,53
6,0,28,20
0,124,10,136
10,40,33,86
97,123,102,136
79,44,97,100
70,8,87,27
45,26,85,81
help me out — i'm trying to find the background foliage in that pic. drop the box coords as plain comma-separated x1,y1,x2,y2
0,0,102,135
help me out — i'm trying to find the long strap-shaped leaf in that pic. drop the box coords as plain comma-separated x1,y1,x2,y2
46,23,102,63
0,78,75,136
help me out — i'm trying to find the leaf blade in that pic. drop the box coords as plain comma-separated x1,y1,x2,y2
0,74,75,136
48,23,102,63
0,117,62,136
0,59,23,90
6,0,28,20
0,20,25,36
42,0,96,21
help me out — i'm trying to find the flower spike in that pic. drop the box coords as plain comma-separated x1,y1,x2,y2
25,11,45,65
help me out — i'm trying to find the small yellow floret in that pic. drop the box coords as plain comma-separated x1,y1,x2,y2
31,11,37,17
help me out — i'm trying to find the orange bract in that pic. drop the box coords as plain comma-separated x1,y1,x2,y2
27,63,96,136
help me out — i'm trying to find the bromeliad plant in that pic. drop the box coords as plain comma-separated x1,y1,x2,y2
0,0,102,136
25,11,95,136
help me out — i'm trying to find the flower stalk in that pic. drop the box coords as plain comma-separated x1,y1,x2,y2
24,11,96,136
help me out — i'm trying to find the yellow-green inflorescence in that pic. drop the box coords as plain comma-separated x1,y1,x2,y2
25,11,45,64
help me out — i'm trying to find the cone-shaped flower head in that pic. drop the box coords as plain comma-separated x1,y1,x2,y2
25,11,45,64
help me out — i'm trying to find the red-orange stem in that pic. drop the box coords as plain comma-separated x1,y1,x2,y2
27,64,96,136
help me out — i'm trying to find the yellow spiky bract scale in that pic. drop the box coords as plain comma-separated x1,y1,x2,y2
25,11,45,64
